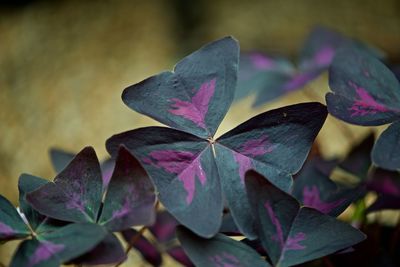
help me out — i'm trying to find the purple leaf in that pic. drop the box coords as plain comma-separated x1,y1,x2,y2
98,147,156,231
27,147,103,223
0,195,30,242
10,223,107,267
292,158,363,217
177,226,269,267
69,233,126,265
122,229,162,267
167,246,194,267
326,48,400,126
122,37,239,138
246,170,366,267
149,210,179,243
107,127,222,238
107,36,327,239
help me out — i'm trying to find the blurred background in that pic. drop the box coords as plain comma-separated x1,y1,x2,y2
0,0,399,265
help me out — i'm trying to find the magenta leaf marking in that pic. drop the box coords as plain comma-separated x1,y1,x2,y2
28,241,64,267
264,201,306,261
0,222,16,236
250,53,275,70
302,185,345,214
209,252,242,267
233,153,252,184
264,201,285,248
65,180,87,213
169,78,216,129
143,150,206,204
348,81,389,117
239,135,275,157
177,156,206,204
313,46,335,66
284,232,306,251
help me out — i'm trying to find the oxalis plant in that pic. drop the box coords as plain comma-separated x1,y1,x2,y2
1,34,399,266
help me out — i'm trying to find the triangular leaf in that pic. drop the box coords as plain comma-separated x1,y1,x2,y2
215,102,327,238
246,170,365,267
27,147,103,223
326,48,400,126
98,146,156,231
69,233,126,265
10,223,107,267
0,195,30,241
292,158,362,217
122,37,239,138
177,226,269,267
107,127,223,238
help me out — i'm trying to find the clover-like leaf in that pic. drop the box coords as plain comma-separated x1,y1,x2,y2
122,37,239,139
98,146,156,231
177,226,269,267
326,48,400,126
10,223,107,267
0,195,30,241
149,210,179,243
27,147,103,223
236,26,379,106
246,170,366,267
107,36,327,239
292,158,362,217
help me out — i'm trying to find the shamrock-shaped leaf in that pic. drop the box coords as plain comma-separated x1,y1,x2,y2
292,158,362,217
106,37,327,238
246,170,365,267
326,48,400,170
177,226,269,267
10,223,107,267
28,146,156,230
367,168,400,212
236,26,380,106
26,146,156,265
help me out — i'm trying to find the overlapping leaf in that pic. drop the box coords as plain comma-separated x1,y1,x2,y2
177,226,269,267
10,223,107,267
26,146,156,265
326,48,400,170
236,26,380,106
123,210,193,267
246,170,365,267
107,37,327,238
292,158,361,217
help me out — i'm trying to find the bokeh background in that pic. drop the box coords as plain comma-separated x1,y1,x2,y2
1,0,399,265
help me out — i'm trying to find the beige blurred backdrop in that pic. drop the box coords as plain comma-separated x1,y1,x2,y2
0,0,399,265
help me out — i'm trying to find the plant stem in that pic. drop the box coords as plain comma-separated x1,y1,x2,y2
115,201,160,267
